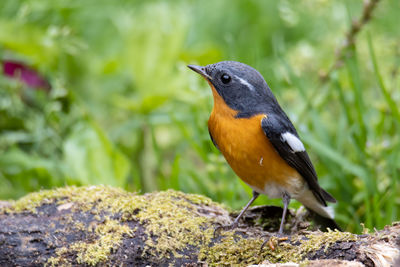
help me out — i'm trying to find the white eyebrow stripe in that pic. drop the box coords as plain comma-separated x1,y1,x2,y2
236,76,255,91
281,132,305,152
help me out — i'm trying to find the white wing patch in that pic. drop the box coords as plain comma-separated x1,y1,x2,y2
236,76,255,91
281,132,305,152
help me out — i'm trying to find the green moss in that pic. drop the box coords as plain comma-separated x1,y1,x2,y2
5,186,358,266
7,185,128,213
200,229,357,265
301,230,357,255
164,189,214,206
7,186,224,265
69,219,133,266
199,231,298,265
46,247,70,266
200,231,267,265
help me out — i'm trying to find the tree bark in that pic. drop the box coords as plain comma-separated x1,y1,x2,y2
0,186,399,266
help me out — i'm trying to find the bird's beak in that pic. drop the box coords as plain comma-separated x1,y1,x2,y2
187,64,212,80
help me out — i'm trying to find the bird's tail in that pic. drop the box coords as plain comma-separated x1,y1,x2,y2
320,188,337,203
306,208,342,231
296,189,341,231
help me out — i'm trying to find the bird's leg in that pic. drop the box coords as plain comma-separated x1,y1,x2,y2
214,191,260,238
261,192,291,251
278,191,291,234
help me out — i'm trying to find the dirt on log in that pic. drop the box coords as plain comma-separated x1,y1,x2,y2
0,186,399,266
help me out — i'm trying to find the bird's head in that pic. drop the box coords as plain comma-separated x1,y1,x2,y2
188,61,276,117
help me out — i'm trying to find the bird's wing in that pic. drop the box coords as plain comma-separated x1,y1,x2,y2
261,114,336,205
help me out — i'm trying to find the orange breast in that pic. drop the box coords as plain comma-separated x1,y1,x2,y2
207,82,299,192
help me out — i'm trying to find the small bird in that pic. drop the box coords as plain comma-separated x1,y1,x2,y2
188,61,340,234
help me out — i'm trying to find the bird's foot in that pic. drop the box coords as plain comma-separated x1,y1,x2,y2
260,232,289,251
213,222,239,238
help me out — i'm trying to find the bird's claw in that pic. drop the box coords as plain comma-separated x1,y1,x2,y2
260,233,289,251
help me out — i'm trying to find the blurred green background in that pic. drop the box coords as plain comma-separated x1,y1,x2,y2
0,0,399,233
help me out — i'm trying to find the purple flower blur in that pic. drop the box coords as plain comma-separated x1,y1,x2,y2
2,60,51,91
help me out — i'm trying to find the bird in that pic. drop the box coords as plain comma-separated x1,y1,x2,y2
188,61,340,235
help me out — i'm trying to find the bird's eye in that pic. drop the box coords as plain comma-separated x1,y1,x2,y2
220,74,231,84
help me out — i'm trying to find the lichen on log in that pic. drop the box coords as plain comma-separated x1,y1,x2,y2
0,186,399,266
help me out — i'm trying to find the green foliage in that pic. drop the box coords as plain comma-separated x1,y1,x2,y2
0,0,399,233
0,75,129,197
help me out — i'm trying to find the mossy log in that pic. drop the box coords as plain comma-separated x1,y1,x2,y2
0,186,399,266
